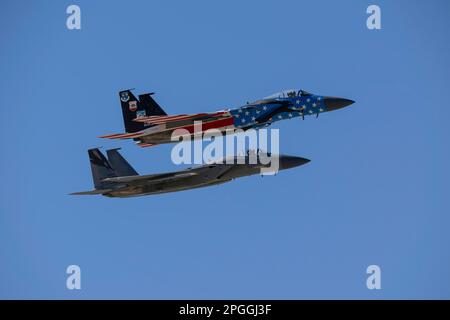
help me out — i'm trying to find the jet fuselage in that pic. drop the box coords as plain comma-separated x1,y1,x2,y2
100,89,355,148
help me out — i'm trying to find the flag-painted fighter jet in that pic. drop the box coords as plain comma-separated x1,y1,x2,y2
71,148,310,197
99,89,354,148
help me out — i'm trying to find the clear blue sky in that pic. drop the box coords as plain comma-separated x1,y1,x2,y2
1,0,450,299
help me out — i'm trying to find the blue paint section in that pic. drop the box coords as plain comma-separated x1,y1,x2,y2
229,104,280,128
229,92,326,128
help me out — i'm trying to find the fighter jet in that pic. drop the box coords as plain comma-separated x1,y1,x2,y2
99,89,354,147
71,148,310,198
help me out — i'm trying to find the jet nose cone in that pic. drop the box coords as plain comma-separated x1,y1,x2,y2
323,97,355,111
280,156,311,170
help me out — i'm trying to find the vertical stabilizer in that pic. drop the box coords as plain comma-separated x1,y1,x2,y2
118,90,168,133
88,148,117,188
106,148,138,177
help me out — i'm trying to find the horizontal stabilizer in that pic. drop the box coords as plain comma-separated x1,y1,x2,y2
98,131,147,139
70,189,114,196
137,142,156,148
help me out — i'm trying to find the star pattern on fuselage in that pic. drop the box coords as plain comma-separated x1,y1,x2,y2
229,93,326,128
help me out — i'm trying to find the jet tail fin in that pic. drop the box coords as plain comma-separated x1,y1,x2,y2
139,93,167,116
72,149,138,196
119,89,168,133
106,148,139,177
88,148,117,188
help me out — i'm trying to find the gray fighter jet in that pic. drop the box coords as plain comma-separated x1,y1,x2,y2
71,148,310,198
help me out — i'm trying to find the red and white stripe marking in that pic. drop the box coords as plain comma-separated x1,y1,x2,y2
137,143,156,148
100,116,236,142
133,111,229,124
98,131,146,139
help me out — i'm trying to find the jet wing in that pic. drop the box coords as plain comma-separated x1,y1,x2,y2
132,111,230,125
101,171,198,185
99,111,231,141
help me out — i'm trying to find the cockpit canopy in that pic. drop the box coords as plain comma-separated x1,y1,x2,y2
264,89,311,99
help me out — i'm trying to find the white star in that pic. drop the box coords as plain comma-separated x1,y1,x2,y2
307,99,311,102
238,109,242,113
245,111,249,115
288,113,293,117
263,106,267,110
278,115,282,119
319,108,323,112
312,103,316,107
251,116,256,121
309,110,313,114
241,118,246,123
256,110,260,114
296,100,300,104
301,105,306,110
317,97,321,100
